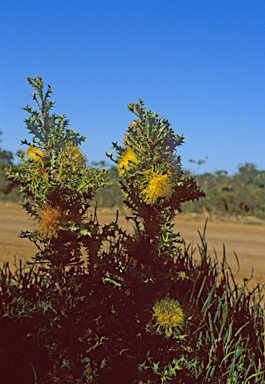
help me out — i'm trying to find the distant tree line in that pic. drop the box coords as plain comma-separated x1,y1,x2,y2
0,129,23,201
0,133,264,218
183,163,265,219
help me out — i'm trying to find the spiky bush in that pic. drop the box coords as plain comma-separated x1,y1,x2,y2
0,78,264,384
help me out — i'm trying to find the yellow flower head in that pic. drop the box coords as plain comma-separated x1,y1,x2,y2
26,145,46,161
117,148,138,176
37,204,62,240
141,168,173,205
61,143,87,170
177,271,188,280
153,298,184,337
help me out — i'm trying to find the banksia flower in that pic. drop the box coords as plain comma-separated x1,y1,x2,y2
153,298,184,337
141,168,173,204
37,204,62,240
26,145,46,161
61,143,87,170
117,148,138,176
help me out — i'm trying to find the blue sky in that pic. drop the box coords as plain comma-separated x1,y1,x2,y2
0,0,264,175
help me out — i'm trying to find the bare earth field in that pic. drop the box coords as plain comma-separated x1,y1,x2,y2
0,203,264,289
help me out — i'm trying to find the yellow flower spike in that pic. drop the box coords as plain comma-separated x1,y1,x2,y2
26,145,46,161
61,143,87,170
141,168,173,205
153,298,184,337
37,204,62,240
117,148,138,176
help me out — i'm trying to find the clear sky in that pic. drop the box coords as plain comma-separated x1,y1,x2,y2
0,0,264,175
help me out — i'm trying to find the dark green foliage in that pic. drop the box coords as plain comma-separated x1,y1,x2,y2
183,164,265,219
92,165,124,209
0,129,23,201
0,129,14,165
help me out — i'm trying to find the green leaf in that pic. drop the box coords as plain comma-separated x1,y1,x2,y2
78,228,91,237
69,224,79,232
152,362,160,374
104,278,121,287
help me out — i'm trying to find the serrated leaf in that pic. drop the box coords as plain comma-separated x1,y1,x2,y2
69,224,79,232
152,362,160,373
78,229,91,237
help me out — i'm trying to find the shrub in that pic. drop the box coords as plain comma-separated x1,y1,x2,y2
0,78,264,383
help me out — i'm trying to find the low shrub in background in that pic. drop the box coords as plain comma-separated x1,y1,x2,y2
182,165,265,219
0,129,23,203
0,77,264,383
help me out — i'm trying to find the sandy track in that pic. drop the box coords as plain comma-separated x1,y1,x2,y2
0,203,264,289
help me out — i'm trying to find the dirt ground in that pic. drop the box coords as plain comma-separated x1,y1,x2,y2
0,202,264,289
